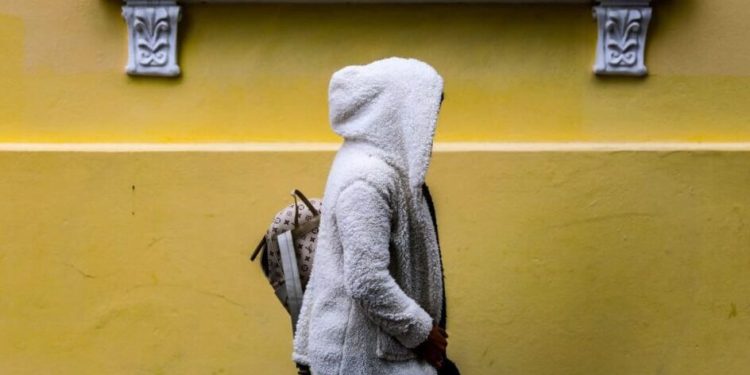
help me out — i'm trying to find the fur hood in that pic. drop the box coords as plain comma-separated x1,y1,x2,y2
329,57,444,193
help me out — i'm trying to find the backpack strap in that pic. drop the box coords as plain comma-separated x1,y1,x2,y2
277,230,304,332
294,189,319,217
249,236,265,261
292,192,301,228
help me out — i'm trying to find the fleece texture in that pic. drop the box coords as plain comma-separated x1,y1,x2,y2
292,57,445,375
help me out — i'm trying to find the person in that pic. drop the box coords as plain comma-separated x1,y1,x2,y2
293,57,449,375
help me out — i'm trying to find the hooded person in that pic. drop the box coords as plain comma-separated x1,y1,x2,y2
292,57,447,375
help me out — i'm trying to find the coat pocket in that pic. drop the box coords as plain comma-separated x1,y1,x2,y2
375,328,417,361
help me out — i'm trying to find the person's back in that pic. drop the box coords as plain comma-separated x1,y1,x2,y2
293,57,447,375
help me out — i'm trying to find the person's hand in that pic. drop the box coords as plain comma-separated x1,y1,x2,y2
415,324,448,369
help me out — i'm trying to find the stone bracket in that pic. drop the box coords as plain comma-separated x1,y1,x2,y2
593,0,653,76
122,0,181,77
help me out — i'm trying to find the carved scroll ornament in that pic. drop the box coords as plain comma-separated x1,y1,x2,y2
122,1,181,77
593,2,652,76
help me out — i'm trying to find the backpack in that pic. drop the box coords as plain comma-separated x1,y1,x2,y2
250,189,322,330
250,187,459,375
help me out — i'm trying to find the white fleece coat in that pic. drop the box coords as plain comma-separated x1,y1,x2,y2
292,57,445,375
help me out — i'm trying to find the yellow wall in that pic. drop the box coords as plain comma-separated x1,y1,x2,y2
1,0,750,142
2,0,750,374
1,149,749,374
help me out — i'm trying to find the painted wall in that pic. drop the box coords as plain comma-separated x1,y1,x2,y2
1,149,749,374
1,0,750,142
1,0,750,374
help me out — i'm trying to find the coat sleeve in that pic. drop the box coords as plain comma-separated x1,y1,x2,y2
335,180,433,349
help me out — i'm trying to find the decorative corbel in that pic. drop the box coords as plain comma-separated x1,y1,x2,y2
593,0,652,76
122,0,181,77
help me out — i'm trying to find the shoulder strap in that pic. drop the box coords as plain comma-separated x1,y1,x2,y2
294,189,319,217
249,237,265,261
277,230,304,332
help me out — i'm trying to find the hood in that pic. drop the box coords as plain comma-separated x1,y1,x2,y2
328,57,444,192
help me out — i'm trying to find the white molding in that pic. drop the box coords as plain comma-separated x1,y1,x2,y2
2,143,750,153
122,1,181,77
593,0,652,76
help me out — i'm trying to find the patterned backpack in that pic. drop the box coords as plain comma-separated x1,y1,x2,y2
250,189,322,331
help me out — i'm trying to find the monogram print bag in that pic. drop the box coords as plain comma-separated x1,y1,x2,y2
250,189,321,328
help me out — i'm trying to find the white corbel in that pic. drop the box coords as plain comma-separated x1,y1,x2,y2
593,0,652,76
122,0,181,77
